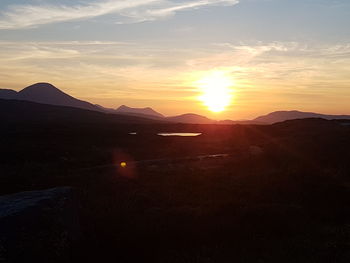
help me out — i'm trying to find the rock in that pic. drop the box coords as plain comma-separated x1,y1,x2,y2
0,187,80,262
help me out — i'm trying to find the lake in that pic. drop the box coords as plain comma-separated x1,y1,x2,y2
157,133,202,137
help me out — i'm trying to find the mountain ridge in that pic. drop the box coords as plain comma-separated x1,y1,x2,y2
2,83,350,124
254,110,350,124
0,98,163,125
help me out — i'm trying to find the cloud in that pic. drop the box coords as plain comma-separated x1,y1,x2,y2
1,40,349,91
0,0,239,29
118,0,239,23
0,0,159,29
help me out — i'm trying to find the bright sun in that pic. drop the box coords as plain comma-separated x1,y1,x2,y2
196,71,233,113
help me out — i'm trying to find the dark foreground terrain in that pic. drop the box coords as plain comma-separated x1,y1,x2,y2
1,113,350,262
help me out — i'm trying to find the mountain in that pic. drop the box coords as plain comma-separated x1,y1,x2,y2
14,83,101,112
115,105,164,118
0,89,17,100
254,110,350,124
0,83,266,124
5,83,350,125
0,83,164,120
0,83,100,112
0,98,163,125
166,113,214,124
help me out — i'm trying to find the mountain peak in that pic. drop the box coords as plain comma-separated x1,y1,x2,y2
25,82,57,89
118,105,129,110
14,82,99,111
19,83,64,95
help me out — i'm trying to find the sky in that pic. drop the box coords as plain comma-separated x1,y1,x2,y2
0,0,349,119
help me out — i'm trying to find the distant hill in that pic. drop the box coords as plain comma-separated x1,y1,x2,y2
0,89,17,100
115,105,164,118
254,110,350,124
218,119,267,125
166,113,214,124
0,99,163,125
166,114,266,125
115,108,219,124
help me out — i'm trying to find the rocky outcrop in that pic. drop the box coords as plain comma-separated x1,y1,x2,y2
0,187,80,262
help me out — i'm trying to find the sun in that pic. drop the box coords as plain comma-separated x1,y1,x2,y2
196,71,234,113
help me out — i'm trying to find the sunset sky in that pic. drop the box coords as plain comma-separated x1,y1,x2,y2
0,0,349,119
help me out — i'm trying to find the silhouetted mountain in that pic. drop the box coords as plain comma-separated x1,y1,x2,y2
166,113,214,124
116,105,164,118
0,84,217,123
254,110,350,124
0,89,17,100
4,83,350,125
14,83,101,111
0,99,163,124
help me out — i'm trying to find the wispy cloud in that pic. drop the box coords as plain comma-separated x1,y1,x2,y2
118,0,239,23
1,40,349,91
0,0,239,29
